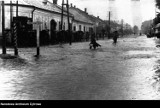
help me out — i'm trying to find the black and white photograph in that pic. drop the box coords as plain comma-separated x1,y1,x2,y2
0,0,160,104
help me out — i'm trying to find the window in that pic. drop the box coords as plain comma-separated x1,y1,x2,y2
79,25,81,31
73,26,76,31
63,22,65,30
59,21,61,30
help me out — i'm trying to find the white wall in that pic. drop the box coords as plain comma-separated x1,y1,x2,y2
72,21,93,32
0,5,93,36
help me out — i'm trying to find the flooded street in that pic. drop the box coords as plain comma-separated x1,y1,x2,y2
1,35,160,100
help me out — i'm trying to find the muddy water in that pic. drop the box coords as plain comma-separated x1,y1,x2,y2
1,36,160,100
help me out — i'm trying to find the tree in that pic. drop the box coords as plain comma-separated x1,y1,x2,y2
141,20,153,34
104,20,133,37
133,25,139,34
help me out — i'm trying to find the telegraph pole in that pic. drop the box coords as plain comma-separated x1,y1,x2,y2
108,11,111,39
16,0,18,17
121,19,124,37
61,0,72,45
61,0,64,30
13,0,19,56
10,1,13,30
67,0,72,45
27,21,42,57
2,1,6,54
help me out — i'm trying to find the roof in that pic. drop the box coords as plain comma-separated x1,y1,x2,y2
70,6,105,26
87,15,105,26
4,0,73,17
69,7,93,25
23,0,61,13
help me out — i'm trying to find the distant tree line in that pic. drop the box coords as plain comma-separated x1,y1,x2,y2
141,20,153,34
104,20,133,37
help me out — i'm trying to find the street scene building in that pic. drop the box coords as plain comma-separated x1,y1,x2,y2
0,0,105,46
1,0,160,102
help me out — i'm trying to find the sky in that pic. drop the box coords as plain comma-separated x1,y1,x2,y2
50,0,156,27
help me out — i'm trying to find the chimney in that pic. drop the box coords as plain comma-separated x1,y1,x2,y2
97,16,99,19
74,5,76,8
42,0,48,4
70,3,73,7
53,0,57,4
84,8,87,13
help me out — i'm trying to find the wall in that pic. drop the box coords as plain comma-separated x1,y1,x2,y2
0,5,73,33
72,21,93,32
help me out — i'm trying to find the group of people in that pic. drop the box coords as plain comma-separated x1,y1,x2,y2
89,30,119,50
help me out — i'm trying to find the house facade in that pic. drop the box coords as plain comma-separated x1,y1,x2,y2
0,0,104,46
69,6,94,33
0,0,73,33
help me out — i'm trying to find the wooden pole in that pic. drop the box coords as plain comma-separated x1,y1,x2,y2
10,1,13,30
61,0,64,30
121,19,124,37
108,11,111,39
13,1,18,56
2,1,6,54
27,21,42,57
16,1,18,17
13,20,18,56
36,25,40,56
67,0,72,45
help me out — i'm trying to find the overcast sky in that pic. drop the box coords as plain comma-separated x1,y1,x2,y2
51,0,156,26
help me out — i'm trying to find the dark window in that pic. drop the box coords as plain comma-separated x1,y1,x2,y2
74,26,76,31
79,25,82,31
63,22,65,30
59,21,61,30
84,26,86,32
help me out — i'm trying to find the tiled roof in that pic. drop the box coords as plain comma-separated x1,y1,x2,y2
69,7,93,25
4,0,72,16
70,7,105,25
23,0,61,13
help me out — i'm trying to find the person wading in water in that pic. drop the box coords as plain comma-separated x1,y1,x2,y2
113,30,119,45
89,33,101,50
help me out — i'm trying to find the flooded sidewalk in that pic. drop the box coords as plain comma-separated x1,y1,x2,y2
1,35,160,100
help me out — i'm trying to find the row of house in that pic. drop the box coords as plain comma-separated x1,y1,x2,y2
0,0,106,46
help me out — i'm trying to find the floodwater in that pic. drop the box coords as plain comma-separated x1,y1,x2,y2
1,35,160,100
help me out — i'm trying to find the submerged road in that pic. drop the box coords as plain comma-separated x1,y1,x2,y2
1,35,160,100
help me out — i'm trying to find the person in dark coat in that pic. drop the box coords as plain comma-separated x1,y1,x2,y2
89,34,101,49
113,31,119,45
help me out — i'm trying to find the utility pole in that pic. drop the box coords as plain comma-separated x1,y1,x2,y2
16,0,18,17
27,21,42,57
108,11,111,39
2,1,6,54
61,0,64,30
61,0,72,45
10,1,13,31
66,0,72,45
121,19,124,37
13,1,19,56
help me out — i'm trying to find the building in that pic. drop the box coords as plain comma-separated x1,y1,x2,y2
69,5,93,33
0,0,75,46
0,0,105,46
0,0,73,33
70,5,106,40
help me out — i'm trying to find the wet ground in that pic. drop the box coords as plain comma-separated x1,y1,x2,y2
1,35,160,100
